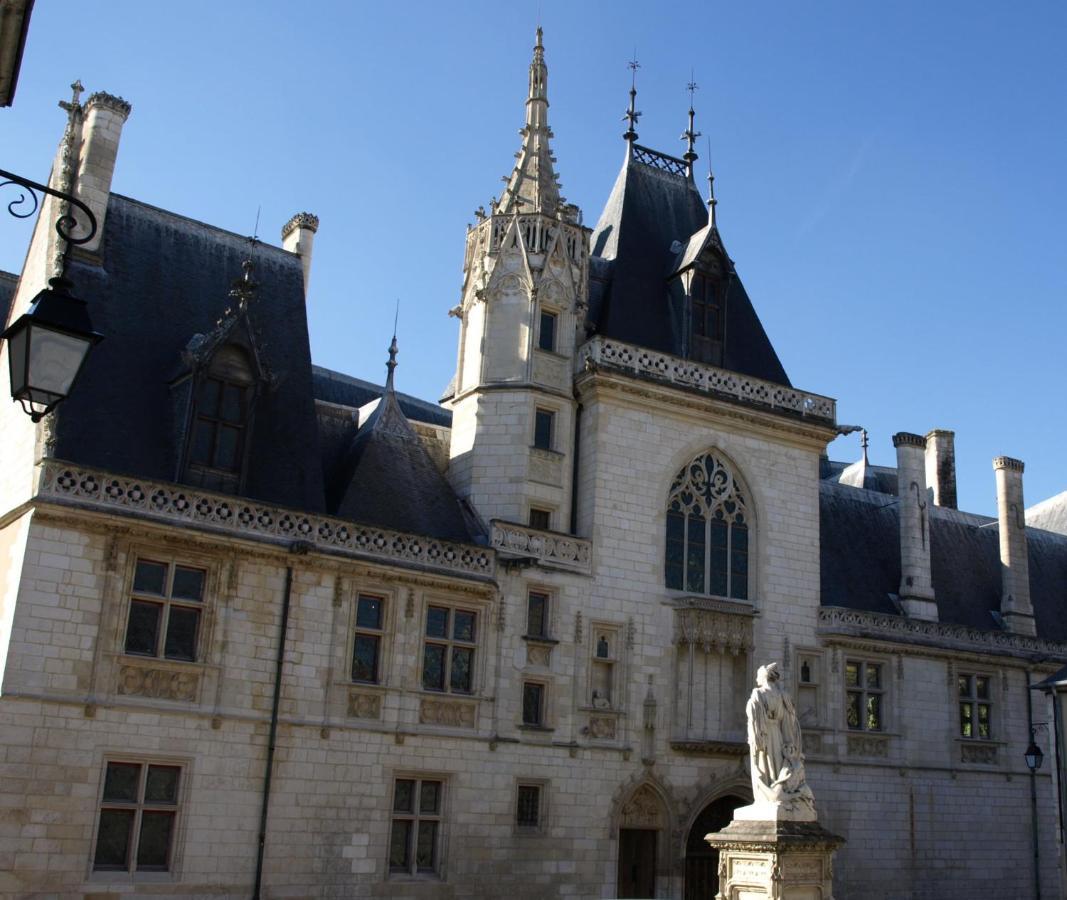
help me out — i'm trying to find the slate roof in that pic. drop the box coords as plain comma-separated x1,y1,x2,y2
0,269,16,325
588,147,790,386
820,480,1067,643
1027,490,1067,537
334,386,473,543
53,194,327,512
312,365,451,427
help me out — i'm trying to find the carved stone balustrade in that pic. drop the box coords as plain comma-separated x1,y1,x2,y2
578,336,837,425
489,520,592,575
673,603,755,656
38,461,495,580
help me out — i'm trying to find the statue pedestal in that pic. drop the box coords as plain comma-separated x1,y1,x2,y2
705,819,844,900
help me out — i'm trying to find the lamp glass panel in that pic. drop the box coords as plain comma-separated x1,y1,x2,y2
6,323,28,394
27,324,90,396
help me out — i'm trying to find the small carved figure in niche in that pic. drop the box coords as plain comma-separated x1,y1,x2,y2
596,635,610,658
592,688,611,709
746,662,815,816
800,659,812,683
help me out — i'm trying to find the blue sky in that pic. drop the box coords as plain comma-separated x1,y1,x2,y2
2,1,1065,515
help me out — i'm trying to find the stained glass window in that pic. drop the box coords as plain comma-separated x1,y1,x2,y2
664,451,750,600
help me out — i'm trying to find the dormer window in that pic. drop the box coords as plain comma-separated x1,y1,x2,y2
186,344,254,491
689,272,721,363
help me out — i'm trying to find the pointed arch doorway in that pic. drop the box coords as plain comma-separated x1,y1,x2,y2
616,783,669,898
684,794,746,900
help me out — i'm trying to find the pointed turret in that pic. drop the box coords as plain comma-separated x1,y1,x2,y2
446,28,590,530
497,27,561,217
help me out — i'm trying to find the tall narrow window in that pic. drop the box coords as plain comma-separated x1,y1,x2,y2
845,660,884,732
124,559,206,662
352,594,385,683
538,310,558,352
690,274,721,341
390,778,443,876
526,591,550,639
522,682,545,726
186,344,254,491
93,761,181,872
422,605,476,694
958,673,992,739
533,408,555,451
664,451,750,600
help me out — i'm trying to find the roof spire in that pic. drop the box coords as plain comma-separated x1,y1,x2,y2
705,137,717,228
681,75,701,176
623,54,641,143
385,300,399,392
497,28,560,216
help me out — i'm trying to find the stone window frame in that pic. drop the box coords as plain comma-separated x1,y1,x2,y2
536,307,559,353
118,547,220,670
387,773,449,880
418,598,485,697
794,648,825,730
843,657,887,733
532,405,556,452
348,589,394,687
956,670,995,741
87,753,191,883
528,506,553,531
514,777,549,834
524,586,555,641
663,449,754,603
520,678,552,730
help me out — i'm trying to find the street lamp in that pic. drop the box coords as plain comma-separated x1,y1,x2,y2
1,165,101,422
1025,733,1045,772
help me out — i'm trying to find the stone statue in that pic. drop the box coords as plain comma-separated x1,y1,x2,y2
743,662,815,820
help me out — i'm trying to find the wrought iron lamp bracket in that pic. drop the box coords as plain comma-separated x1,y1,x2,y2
0,167,98,249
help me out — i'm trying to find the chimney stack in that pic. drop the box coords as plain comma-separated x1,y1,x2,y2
893,432,938,621
993,456,1035,635
75,91,132,255
924,429,957,509
281,212,319,296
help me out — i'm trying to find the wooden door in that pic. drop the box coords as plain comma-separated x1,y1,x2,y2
617,828,657,898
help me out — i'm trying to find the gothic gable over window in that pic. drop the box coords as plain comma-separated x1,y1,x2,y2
665,451,750,600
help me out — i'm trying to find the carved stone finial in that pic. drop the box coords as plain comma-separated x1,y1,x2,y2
385,334,399,391
281,212,319,240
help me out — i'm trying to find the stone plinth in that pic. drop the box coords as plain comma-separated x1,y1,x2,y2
705,819,844,900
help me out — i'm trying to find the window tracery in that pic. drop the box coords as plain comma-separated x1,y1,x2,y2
665,451,750,600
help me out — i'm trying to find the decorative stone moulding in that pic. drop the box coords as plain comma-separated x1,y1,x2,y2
282,211,320,239
673,607,754,656
85,91,132,118
669,739,748,756
960,742,999,766
579,336,837,424
846,733,889,758
489,520,592,574
818,606,1067,661
39,462,495,579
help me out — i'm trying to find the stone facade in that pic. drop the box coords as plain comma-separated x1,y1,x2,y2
0,29,1064,900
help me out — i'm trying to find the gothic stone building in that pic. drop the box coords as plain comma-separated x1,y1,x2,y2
1,31,1065,900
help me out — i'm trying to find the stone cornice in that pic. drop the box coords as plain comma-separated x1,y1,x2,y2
818,606,1067,663
36,461,495,582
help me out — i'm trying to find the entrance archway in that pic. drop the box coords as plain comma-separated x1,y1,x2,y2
616,783,669,898
684,794,745,900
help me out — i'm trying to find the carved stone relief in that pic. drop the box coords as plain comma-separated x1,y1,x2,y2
847,734,889,758
587,716,617,741
960,743,998,765
619,784,665,829
527,644,552,667
419,698,476,729
347,690,382,720
117,664,199,702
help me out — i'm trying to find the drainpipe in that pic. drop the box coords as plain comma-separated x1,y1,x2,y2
252,553,300,898
1028,675,1043,900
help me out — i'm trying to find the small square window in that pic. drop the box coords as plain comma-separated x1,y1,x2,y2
522,682,545,726
538,310,557,352
533,409,554,451
528,508,551,530
517,784,541,828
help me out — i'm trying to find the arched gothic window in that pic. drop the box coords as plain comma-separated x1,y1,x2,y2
186,344,255,491
665,451,749,600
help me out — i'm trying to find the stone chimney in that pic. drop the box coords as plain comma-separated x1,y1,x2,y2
74,91,132,255
893,432,938,621
924,429,957,509
993,456,1035,635
281,212,319,296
